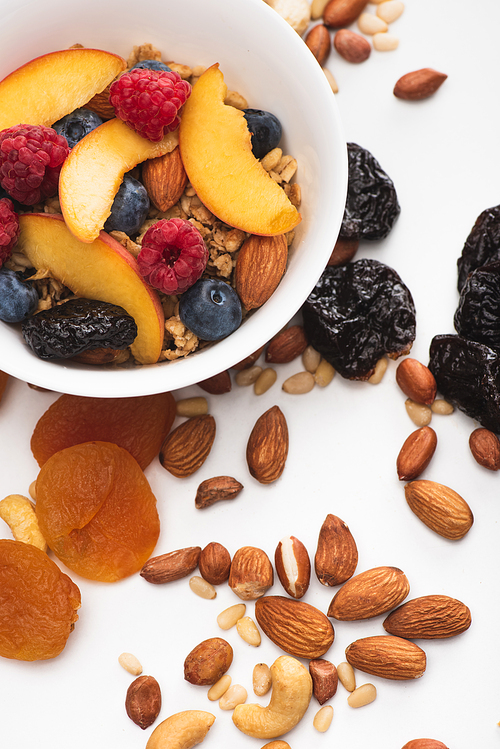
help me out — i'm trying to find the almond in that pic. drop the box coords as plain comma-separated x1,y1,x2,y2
327,566,410,620
275,535,311,599
199,542,232,585
228,546,273,600
397,426,437,480
246,405,289,484
401,741,450,749
195,475,243,509
404,479,474,540
125,675,162,730
159,414,216,477
323,0,368,28
232,345,265,370
327,235,359,266
333,29,371,63
394,68,448,101
314,514,358,587
142,146,188,212
383,594,471,640
469,427,500,470
304,24,331,66
197,369,232,395
345,635,426,680
85,82,115,119
255,595,335,659
184,637,233,685
140,546,201,584
396,358,437,404
265,325,308,364
309,659,338,705
234,234,288,310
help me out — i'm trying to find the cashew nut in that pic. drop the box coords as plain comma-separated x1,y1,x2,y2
264,0,311,36
0,494,47,551
145,710,215,749
233,655,312,738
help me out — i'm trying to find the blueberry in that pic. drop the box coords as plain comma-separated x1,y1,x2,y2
104,174,150,236
52,108,103,148
0,267,39,323
130,59,172,72
179,278,242,341
243,108,282,159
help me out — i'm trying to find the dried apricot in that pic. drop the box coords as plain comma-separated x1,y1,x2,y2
0,538,81,661
31,392,176,469
35,441,160,582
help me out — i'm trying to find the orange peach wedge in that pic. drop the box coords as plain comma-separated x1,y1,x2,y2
59,118,178,243
0,48,126,130
179,63,301,236
16,213,164,365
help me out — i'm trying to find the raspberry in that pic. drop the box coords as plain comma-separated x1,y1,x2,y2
109,69,191,142
0,124,69,205
0,198,19,268
137,218,208,295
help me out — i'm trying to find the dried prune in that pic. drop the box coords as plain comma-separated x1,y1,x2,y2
340,143,400,242
457,204,500,291
428,334,500,433
302,259,416,380
21,297,137,360
454,261,500,350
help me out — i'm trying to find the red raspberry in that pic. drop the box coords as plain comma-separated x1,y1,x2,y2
137,218,208,295
0,124,69,205
109,69,191,142
0,198,19,267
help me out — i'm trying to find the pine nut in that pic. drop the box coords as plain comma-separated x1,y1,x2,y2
118,652,143,676
405,398,432,427
217,603,246,630
189,575,216,599
431,398,454,415
253,662,272,696
313,705,334,732
347,683,377,708
207,674,231,701
302,345,321,373
311,0,330,19
254,367,277,395
29,480,37,500
323,67,339,94
219,684,247,710
314,359,335,387
376,0,404,24
282,371,315,394
337,661,356,692
176,397,208,417
235,365,263,387
358,12,388,34
373,32,399,51
368,356,388,384
236,616,261,647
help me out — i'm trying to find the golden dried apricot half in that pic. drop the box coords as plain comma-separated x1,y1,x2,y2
35,441,160,582
0,538,81,661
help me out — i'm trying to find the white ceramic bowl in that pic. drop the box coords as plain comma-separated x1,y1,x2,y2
0,0,347,397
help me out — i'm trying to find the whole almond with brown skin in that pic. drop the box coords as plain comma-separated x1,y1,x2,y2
328,566,410,620
85,82,115,119
315,514,358,587
199,542,231,585
184,637,233,685
333,29,371,63
401,741,449,749
323,0,368,28
304,24,331,66
246,405,288,484
397,426,437,481
195,476,243,509
234,234,288,310
396,358,437,405
197,369,232,395
275,535,311,599
383,594,472,639
345,635,426,680
255,595,335,659
309,659,338,705
228,546,273,600
140,546,201,584
327,236,359,266
142,146,187,212
394,68,448,101
160,414,215,477
404,479,474,540
265,325,308,364
232,345,265,370
469,427,500,470
125,675,162,730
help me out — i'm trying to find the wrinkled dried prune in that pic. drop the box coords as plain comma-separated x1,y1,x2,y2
339,143,400,242
428,334,500,433
457,204,500,291
22,297,137,360
302,259,416,380
454,261,500,350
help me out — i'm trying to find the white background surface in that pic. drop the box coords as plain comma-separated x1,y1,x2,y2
1,1,500,748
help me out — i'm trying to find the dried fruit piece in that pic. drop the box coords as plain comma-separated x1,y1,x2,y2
383,595,472,639
125,675,162,729
195,476,243,509
404,479,474,540
345,635,426,680
457,204,500,291
255,596,335,659
184,637,233,685
454,261,500,349
328,566,410,620
246,405,288,483
160,414,216,477
315,513,358,587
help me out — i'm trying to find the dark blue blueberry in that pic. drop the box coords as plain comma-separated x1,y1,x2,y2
130,59,172,72
52,108,103,149
179,278,242,341
0,267,39,323
104,174,150,236
243,108,282,159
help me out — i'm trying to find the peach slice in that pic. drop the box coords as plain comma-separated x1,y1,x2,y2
179,64,301,236
0,48,126,131
16,213,164,365
59,118,178,243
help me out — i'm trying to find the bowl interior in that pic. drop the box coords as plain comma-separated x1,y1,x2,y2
0,0,347,396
